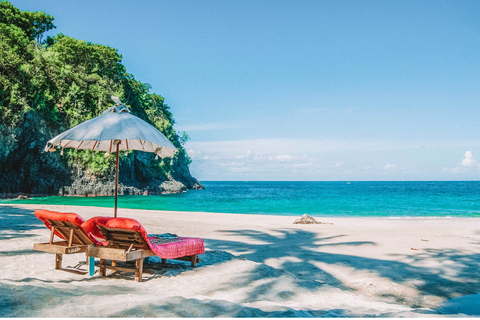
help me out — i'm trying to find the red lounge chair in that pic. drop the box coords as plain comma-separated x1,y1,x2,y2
33,210,103,270
82,217,205,282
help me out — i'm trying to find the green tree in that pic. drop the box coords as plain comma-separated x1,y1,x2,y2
0,1,199,195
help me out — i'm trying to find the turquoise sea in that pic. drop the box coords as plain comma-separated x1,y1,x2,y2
3,181,480,218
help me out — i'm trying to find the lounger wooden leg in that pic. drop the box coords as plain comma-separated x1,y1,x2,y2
99,259,107,276
191,254,197,268
135,258,144,282
55,253,62,269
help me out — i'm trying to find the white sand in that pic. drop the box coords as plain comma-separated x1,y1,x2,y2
1,203,480,317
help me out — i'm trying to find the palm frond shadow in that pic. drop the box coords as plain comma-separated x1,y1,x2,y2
0,205,42,240
110,296,355,317
205,228,480,310
0,282,137,317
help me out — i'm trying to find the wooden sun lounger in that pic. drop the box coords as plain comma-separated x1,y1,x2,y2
33,216,95,270
86,225,200,282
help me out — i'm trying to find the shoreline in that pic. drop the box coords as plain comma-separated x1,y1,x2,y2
2,201,479,220
0,190,190,200
1,203,480,317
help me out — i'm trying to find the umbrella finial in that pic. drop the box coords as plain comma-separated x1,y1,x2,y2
111,96,122,106
103,97,131,114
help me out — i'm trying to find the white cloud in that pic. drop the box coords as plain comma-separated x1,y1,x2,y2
236,150,255,159
292,162,315,168
186,138,480,157
443,150,480,174
185,138,480,180
384,163,396,170
186,139,334,180
276,154,295,162
451,167,463,174
462,150,476,167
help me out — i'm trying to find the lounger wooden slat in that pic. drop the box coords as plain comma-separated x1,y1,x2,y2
83,217,205,282
33,210,100,272
86,226,155,282
34,241,89,255
87,245,155,261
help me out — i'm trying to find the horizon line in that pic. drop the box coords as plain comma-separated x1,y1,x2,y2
198,180,480,182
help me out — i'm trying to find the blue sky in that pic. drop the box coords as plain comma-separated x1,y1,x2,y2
11,0,480,181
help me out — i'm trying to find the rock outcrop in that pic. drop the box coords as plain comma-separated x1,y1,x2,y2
293,214,333,225
0,2,203,198
294,214,320,224
0,111,203,198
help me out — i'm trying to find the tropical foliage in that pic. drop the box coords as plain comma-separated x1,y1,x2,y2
0,1,193,194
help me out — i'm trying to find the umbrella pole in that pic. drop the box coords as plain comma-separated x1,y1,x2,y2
114,143,119,218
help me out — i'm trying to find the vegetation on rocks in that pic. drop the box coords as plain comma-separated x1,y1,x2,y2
0,1,202,197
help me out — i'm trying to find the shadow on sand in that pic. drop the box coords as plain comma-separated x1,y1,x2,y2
109,296,358,318
201,228,480,315
0,205,42,240
1,213,480,316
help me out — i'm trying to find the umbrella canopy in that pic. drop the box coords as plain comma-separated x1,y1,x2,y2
45,105,176,158
45,98,178,217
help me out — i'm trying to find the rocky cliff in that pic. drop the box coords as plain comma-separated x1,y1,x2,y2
0,111,203,198
0,2,203,198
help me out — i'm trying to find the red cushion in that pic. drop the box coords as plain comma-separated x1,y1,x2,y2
83,217,205,259
82,217,150,244
35,209,85,227
34,210,102,245
81,216,112,240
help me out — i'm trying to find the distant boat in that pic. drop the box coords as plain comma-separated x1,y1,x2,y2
346,182,351,184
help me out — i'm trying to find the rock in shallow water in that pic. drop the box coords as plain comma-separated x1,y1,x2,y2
159,180,187,194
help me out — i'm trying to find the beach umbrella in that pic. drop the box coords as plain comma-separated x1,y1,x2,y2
44,96,177,217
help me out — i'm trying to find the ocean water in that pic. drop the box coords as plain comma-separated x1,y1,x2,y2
3,181,480,218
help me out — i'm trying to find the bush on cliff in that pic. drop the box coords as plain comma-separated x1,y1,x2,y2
0,1,200,196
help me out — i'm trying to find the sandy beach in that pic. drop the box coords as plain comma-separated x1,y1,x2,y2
1,203,480,317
